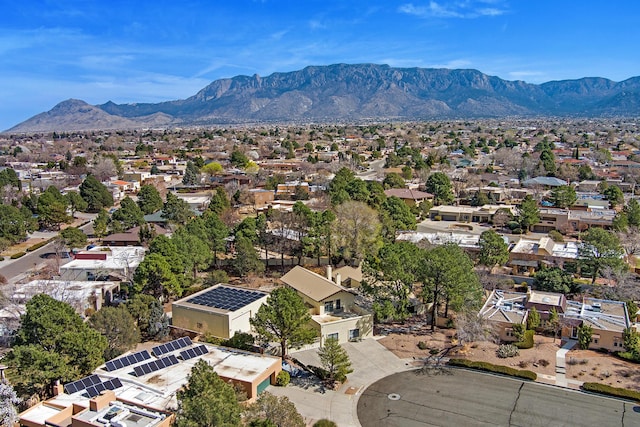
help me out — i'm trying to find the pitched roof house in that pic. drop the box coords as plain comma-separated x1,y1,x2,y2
281,266,373,345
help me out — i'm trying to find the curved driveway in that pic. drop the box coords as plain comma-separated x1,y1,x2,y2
358,368,640,427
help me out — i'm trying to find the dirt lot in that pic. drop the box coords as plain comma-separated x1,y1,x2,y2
378,331,640,390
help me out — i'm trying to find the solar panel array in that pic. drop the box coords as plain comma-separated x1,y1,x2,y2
85,378,123,398
105,350,151,372
186,286,266,311
152,337,192,356
133,355,179,377
64,375,101,394
179,344,209,361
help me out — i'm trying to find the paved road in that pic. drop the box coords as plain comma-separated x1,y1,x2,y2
357,368,640,427
0,219,94,283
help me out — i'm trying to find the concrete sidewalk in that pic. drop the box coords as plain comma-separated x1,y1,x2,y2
268,338,413,426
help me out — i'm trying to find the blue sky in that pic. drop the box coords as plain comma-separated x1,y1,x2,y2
1,0,639,130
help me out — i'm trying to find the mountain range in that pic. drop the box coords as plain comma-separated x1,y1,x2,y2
8,64,640,132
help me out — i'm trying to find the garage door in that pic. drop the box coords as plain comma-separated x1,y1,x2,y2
257,377,271,395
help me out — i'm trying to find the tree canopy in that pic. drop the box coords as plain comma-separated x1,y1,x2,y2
425,172,454,205
137,184,163,215
59,226,88,252
126,294,169,341
550,185,577,209
174,359,242,427
250,287,317,357
533,267,578,294
79,175,113,212
245,393,305,427
478,229,509,267
8,295,107,397
89,306,140,360
578,228,625,284
420,243,482,331
332,200,382,265
516,195,540,232
318,338,352,383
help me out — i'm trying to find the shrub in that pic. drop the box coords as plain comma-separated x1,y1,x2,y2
548,230,564,242
518,360,529,368
275,370,290,387
496,344,519,358
616,351,640,363
507,221,520,230
26,240,49,252
10,251,26,259
538,359,550,367
313,420,337,427
417,341,428,350
448,359,537,381
582,382,640,401
221,332,255,351
515,330,535,349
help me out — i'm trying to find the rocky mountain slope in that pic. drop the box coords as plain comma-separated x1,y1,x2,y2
8,64,640,132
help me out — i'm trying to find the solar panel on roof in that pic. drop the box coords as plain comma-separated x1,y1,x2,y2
133,366,144,377
64,375,100,394
186,286,266,311
104,350,151,372
106,378,123,390
86,386,100,398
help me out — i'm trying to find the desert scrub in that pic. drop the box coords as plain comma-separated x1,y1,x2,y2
496,344,519,358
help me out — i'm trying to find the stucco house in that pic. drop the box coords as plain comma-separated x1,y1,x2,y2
481,289,631,352
171,284,269,339
280,266,373,345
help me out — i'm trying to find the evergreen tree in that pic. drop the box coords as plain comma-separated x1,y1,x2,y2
516,195,540,232
182,161,200,186
89,306,141,360
478,229,509,267
9,295,107,397
425,172,455,205
318,338,353,382
175,360,242,427
137,185,163,214
250,287,317,357
80,175,114,212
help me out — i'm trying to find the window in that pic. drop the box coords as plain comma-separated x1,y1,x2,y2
335,299,341,310
594,339,599,344
349,329,360,340
327,333,338,341
324,301,334,313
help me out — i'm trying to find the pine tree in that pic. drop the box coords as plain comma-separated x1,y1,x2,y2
318,338,353,383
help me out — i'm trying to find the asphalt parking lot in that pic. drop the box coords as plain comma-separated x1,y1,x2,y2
357,368,640,427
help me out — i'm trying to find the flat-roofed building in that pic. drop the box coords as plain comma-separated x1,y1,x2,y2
59,246,145,282
19,340,282,425
479,290,528,342
172,284,269,339
480,290,630,352
563,298,631,352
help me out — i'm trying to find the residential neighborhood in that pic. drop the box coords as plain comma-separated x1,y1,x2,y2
2,119,640,426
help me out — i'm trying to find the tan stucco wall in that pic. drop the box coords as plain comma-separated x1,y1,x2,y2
172,305,230,338
317,291,356,315
317,314,373,345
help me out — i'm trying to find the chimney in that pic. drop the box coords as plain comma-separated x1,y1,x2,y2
326,265,332,281
53,380,64,396
90,390,116,412
335,273,341,286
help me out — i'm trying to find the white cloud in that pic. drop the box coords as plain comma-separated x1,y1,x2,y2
428,59,473,69
398,1,507,19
